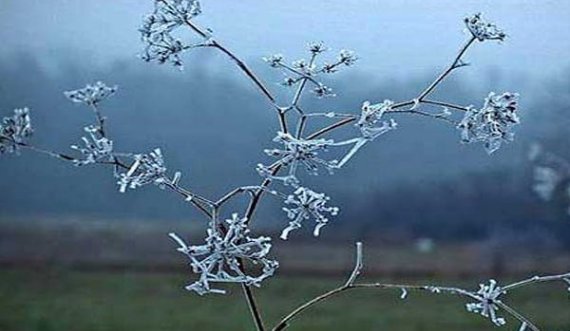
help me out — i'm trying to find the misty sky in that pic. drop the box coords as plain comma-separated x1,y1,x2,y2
1,0,569,80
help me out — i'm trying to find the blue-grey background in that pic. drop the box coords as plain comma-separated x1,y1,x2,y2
1,2,569,330
0,0,569,243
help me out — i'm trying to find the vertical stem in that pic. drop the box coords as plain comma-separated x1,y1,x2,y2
242,284,267,331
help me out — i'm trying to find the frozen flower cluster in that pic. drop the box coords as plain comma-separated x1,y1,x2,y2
263,42,357,99
281,187,339,240
64,82,117,106
357,100,398,140
0,108,33,154
169,213,278,295
71,126,114,166
466,279,506,326
140,0,206,67
117,148,168,192
257,132,339,185
464,13,506,42
457,92,519,154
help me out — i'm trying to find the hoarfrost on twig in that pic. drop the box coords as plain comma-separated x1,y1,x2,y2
139,0,208,68
64,82,117,106
465,279,506,326
70,126,114,166
169,213,278,295
457,92,519,154
0,108,33,154
280,187,339,240
116,148,168,192
464,13,506,42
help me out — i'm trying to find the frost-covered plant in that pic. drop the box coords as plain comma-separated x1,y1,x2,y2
280,187,339,239
263,42,357,100
70,126,114,166
2,3,567,331
169,213,278,295
139,0,205,67
257,132,339,185
466,279,506,326
64,81,117,106
458,92,520,154
116,148,169,193
0,108,33,154
464,13,506,42
271,243,570,331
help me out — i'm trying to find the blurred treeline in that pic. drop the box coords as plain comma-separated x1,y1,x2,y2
0,52,569,247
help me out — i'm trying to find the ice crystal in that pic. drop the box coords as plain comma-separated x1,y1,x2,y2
338,50,358,66
117,148,168,192
465,13,506,42
258,132,339,184
357,100,398,140
280,187,339,240
0,108,33,154
169,213,278,295
466,279,506,326
71,126,113,166
64,82,117,106
140,0,205,67
264,43,357,98
263,54,284,68
457,92,519,154
312,84,335,98
308,41,327,55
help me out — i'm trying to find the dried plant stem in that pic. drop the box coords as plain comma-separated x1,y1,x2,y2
417,36,476,101
242,284,267,331
271,248,569,331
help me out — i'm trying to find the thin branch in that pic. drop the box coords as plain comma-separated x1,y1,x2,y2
417,36,476,101
496,302,540,331
421,99,470,112
502,273,570,292
344,242,363,286
290,53,318,108
242,284,267,331
90,103,108,137
271,243,568,331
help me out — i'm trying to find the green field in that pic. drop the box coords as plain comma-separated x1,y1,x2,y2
0,269,568,331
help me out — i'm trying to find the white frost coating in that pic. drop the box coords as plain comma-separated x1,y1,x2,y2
170,213,278,295
64,82,117,105
257,132,339,185
71,126,114,166
465,279,506,326
464,13,506,42
140,0,209,68
344,242,363,287
280,187,339,240
457,92,519,154
117,148,168,192
0,108,33,154
356,100,398,141
263,42,357,98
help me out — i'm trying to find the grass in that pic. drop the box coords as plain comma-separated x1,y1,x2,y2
0,268,568,331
